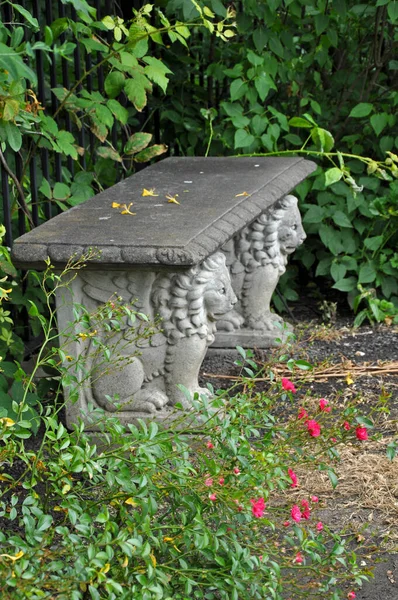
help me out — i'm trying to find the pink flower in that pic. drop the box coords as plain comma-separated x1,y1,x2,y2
206,441,214,449
205,477,213,487
294,551,304,564
282,378,297,393
356,426,368,441
283,520,290,527
331,437,337,443
259,555,263,561
306,419,321,437
298,407,308,420
319,398,331,412
219,477,225,485
233,467,240,475
250,497,266,518
302,509,310,520
316,522,323,531
343,421,351,431
234,499,243,512
288,468,298,488
347,593,356,600
209,493,217,501
311,495,319,503
291,505,302,523
301,499,309,509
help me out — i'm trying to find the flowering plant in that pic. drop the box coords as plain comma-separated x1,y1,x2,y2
0,265,378,599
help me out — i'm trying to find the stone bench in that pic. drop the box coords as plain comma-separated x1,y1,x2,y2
12,157,315,429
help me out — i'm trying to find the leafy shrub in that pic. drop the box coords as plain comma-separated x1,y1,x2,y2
0,260,382,599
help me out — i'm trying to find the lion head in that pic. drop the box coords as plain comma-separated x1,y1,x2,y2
151,252,237,343
234,195,306,273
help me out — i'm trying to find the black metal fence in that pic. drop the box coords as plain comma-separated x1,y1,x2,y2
0,0,152,247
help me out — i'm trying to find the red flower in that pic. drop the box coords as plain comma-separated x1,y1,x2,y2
311,495,319,503
343,421,351,431
356,426,368,441
250,497,266,518
282,378,297,393
298,407,308,420
301,499,309,509
302,509,310,520
306,419,321,437
205,477,213,487
233,467,240,475
288,468,298,488
316,522,323,531
291,505,302,523
219,477,225,485
294,551,304,564
209,493,217,501
283,520,290,527
319,398,331,412
206,441,214,449
347,592,356,600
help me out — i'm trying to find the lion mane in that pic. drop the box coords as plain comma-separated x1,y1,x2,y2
235,195,299,275
151,252,227,343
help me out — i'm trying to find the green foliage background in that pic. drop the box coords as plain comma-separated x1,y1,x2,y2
0,0,397,358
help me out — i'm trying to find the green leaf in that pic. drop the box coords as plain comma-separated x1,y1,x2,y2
288,116,313,128
254,73,276,102
230,79,248,102
0,43,37,85
104,71,125,98
303,205,325,224
124,132,152,155
364,235,384,251
370,113,388,137
10,3,39,31
3,121,22,152
358,263,377,284
387,1,398,22
332,210,353,228
234,129,255,149
133,144,168,163
332,277,358,292
311,127,334,152
107,99,128,125
96,146,123,162
349,103,373,118
124,78,148,112
102,16,115,30
328,470,339,489
143,56,172,93
53,182,70,200
252,27,268,52
324,168,343,186
95,104,114,129
331,262,347,282
314,14,329,35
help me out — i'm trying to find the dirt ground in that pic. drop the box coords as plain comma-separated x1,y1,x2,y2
201,301,398,600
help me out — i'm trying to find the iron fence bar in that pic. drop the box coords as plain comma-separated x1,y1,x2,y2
29,155,39,227
15,154,26,236
1,161,13,247
58,0,74,175
71,7,87,170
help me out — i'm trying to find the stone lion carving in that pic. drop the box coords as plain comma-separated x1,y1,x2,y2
218,195,306,332
81,252,236,413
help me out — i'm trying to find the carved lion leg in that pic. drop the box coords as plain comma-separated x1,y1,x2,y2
92,356,168,413
242,264,283,331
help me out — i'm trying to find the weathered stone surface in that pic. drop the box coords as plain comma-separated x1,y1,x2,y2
12,157,315,269
214,195,306,347
11,157,316,428
57,252,237,429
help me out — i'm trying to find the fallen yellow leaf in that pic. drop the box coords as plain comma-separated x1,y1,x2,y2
122,556,129,568
0,550,24,561
150,553,157,567
142,188,159,197
346,373,354,385
112,202,121,208
0,418,15,427
235,191,249,197
166,194,180,205
100,563,111,574
125,497,137,506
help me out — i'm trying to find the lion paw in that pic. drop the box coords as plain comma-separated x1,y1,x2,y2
132,388,169,413
216,309,244,332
